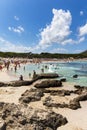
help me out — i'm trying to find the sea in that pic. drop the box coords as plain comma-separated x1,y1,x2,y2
9,60,87,86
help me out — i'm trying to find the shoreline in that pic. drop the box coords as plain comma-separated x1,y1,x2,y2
0,77,86,130
0,59,87,130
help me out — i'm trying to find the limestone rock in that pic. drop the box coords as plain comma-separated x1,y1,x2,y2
34,80,62,88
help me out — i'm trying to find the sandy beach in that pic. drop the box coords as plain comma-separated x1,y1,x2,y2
0,67,87,130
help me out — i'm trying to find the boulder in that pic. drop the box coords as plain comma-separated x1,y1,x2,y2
34,80,62,88
33,73,59,80
73,74,78,78
8,80,33,87
60,78,66,82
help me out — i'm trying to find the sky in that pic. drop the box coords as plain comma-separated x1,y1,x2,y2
0,0,87,53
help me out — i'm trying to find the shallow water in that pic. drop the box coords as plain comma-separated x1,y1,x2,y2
9,61,87,86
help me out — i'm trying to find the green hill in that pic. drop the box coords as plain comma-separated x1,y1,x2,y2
0,51,87,59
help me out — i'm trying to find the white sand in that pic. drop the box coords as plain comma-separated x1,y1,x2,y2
0,68,17,82
0,69,87,130
54,101,87,130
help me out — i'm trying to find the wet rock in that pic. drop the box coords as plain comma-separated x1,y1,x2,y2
3,73,59,87
34,80,62,88
33,73,59,80
60,78,66,82
73,74,78,78
19,89,44,104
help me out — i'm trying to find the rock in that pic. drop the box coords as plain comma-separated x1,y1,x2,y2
19,89,44,104
73,74,78,78
43,96,68,108
0,82,6,87
0,119,6,130
4,73,59,87
74,92,87,102
0,101,68,130
25,107,67,130
34,80,62,88
50,90,71,96
68,100,81,110
34,73,59,80
8,80,33,87
60,78,66,82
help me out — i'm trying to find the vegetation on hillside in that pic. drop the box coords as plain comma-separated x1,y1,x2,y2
0,51,87,58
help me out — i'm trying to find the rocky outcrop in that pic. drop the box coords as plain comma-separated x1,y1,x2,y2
50,90,72,96
68,100,81,110
8,80,33,87
0,73,59,87
34,80,62,88
19,89,44,105
43,93,87,110
0,102,67,130
43,96,68,108
29,110,67,130
33,73,59,80
0,118,6,130
0,82,6,87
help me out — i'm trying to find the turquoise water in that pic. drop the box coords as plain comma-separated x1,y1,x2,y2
9,61,87,86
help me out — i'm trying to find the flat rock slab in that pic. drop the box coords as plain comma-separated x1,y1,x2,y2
34,80,62,88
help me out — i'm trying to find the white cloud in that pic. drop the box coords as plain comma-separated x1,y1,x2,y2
0,37,39,52
61,36,85,45
61,39,76,45
14,16,19,21
8,26,24,34
74,49,83,53
78,36,85,43
80,11,84,16
51,48,68,53
39,9,72,48
78,23,87,36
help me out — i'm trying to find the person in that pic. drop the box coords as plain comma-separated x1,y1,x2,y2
29,73,31,78
14,66,17,72
41,68,44,73
23,66,25,71
33,70,37,79
19,75,23,81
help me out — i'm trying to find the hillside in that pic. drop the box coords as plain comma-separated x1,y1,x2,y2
0,51,87,59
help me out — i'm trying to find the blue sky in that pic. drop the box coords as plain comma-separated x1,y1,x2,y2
0,0,87,53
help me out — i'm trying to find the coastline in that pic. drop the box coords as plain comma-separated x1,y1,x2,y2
0,60,87,130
